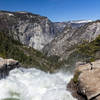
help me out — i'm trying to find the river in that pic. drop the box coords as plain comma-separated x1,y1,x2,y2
0,68,77,100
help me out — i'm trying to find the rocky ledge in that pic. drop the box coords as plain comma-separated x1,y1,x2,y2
0,57,20,79
68,60,100,100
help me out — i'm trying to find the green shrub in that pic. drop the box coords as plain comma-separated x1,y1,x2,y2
77,35,100,63
48,55,60,63
73,71,81,83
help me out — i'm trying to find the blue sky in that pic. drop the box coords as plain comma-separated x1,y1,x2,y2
0,0,100,22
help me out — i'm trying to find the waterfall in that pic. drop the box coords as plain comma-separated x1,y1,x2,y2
0,68,77,100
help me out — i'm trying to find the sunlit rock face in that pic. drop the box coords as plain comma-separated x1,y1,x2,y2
69,60,100,100
0,11,92,51
0,11,56,50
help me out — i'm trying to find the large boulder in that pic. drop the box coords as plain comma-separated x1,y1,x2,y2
0,57,19,79
68,60,100,100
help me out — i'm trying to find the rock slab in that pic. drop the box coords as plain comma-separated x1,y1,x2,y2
68,60,100,100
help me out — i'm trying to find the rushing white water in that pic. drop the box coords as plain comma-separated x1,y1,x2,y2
0,68,77,100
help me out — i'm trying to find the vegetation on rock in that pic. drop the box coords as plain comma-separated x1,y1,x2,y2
77,35,100,62
0,31,61,72
73,70,81,83
65,34,100,69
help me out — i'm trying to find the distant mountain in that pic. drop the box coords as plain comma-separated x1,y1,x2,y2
53,20,92,35
69,20,92,23
66,20,92,28
0,10,92,51
53,22,68,35
1,10,99,71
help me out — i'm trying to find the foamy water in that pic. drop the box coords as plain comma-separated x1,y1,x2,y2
0,68,77,100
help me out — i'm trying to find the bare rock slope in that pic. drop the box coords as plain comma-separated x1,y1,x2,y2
0,11,91,51
68,60,100,100
0,11,56,50
43,20,100,60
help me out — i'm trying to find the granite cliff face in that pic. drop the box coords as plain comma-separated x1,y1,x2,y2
53,22,68,35
43,20,100,61
0,11,56,50
0,11,92,51
68,60,100,100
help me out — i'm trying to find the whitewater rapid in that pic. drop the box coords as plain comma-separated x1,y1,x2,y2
0,68,77,100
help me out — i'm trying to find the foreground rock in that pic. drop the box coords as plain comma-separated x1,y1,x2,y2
0,57,19,79
68,60,100,100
